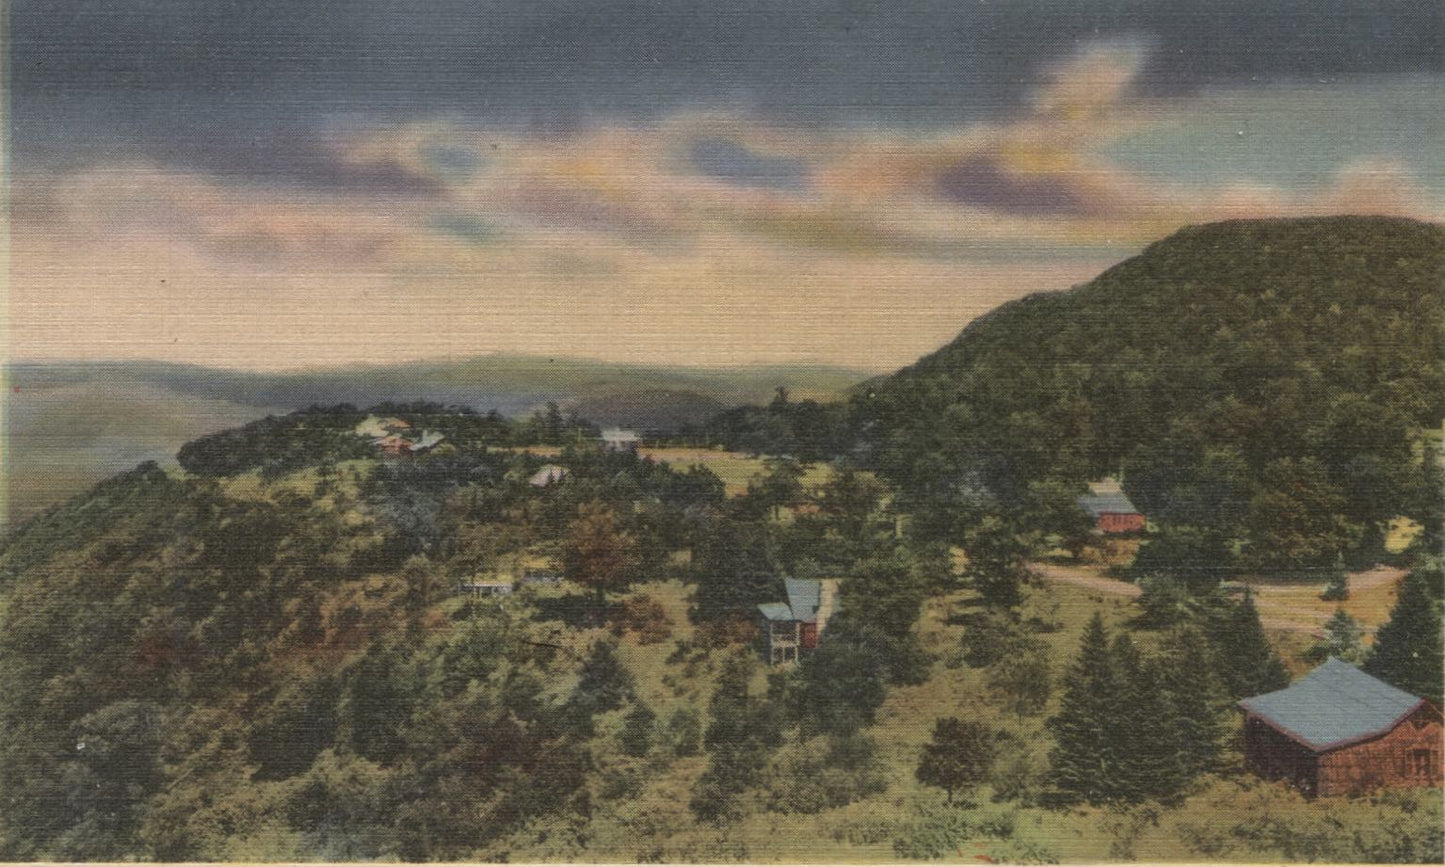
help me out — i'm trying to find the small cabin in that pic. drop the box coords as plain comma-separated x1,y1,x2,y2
1077,479,1145,534
757,578,838,665
600,428,641,452
1239,657,1442,797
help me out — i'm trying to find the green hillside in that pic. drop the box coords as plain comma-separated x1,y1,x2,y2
0,404,1437,862
857,217,1444,575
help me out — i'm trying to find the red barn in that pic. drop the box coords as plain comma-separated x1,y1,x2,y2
1077,479,1146,534
1239,657,1443,797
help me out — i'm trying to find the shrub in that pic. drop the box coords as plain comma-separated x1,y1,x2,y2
764,734,887,814
609,595,674,644
958,610,1019,668
989,737,1048,806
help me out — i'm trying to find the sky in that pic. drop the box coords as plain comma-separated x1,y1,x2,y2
6,0,1443,372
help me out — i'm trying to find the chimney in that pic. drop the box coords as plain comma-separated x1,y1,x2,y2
815,579,839,635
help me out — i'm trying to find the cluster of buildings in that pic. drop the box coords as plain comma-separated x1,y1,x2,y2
354,415,445,457
458,568,565,597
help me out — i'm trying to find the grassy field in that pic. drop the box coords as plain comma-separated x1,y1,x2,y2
509,446,834,497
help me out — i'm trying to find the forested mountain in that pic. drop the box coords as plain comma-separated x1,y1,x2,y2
856,217,1444,575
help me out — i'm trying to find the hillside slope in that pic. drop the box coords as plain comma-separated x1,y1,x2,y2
858,217,1443,570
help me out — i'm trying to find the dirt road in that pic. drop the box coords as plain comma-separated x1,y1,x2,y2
1028,561,1404,635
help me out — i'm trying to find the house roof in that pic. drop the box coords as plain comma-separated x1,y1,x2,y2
785,577,822,623
757,602,795,621
1238,657,1427,752
413,431,445,450
1077,490,1140,518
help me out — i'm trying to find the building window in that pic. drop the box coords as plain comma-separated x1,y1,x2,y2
1411,749,1432,778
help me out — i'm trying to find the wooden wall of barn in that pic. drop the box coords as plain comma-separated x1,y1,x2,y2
1243,715,1320,792
1097,512,1146,534
1318,707,1443,796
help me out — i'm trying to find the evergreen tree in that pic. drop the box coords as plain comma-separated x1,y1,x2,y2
1309,609,1365,664
1365,570,1444,705
667,707,702,757
963,517,1031,609
915,717,995,804
1158,626,1227,779
691,654,779,822
1320,553,1349,601
1111,635,1188,803
751,456,807,520
565,639,635,734
1046,612,1124,804
1209,589,1289,700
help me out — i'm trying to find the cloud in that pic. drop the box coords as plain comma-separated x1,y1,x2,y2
1031,40,1151,123
9,42,1442,373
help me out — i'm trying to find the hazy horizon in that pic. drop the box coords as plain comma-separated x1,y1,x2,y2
4,351,889,377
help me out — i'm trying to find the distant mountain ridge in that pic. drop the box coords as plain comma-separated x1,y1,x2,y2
4,355,869,525
8,355,870,416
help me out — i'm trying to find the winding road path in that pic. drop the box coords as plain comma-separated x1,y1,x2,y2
1028,561,1405,635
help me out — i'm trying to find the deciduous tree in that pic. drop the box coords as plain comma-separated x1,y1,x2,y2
916,717,995,804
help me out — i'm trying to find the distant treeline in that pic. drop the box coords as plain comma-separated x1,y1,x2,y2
176,401,600,478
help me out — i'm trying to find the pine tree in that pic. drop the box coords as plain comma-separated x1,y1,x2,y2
1311,609,1365,664
1158,625,1227,779
1408,443,1443,557
691,654,777,822
1365,570,1443,705
1209,588,1289,700
1046,612,1123,804
1320,553,1349,601
565,639,635,733
1111,635,1187,803
963,517,1031,609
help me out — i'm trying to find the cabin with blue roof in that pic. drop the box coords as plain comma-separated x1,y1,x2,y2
1077,479,1145,534
1239,657,1442,796
757,578,838,665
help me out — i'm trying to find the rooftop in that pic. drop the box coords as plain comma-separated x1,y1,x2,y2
1078,480,1140,517
785,577,823,624
1239,657,1426,752
757,601,795,622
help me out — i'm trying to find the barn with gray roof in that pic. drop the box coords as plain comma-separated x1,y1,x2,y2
1239,657,1442,796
